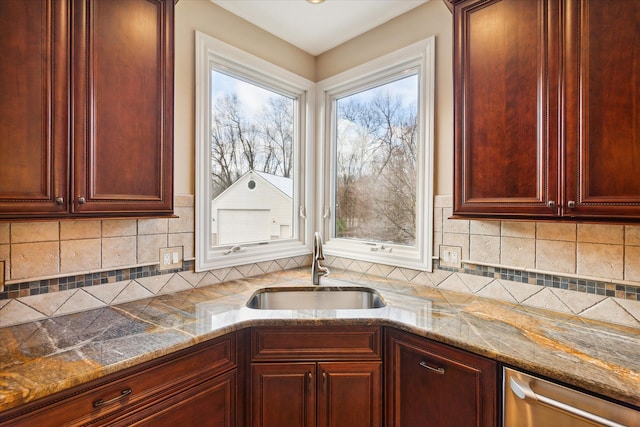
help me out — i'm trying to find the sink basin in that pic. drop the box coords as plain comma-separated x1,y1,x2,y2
246,286,386,310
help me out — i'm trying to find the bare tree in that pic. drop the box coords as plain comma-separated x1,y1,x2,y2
210,91,294,197
335,90,417,245
258,97,294,177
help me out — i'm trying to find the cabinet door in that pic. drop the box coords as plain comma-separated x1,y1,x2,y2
564,0,640,219
0,0,70,217
113,371,236,427
453,0,560,218
251,363,316,427
385,329,497,427
317,362,382,427
71,0,173,215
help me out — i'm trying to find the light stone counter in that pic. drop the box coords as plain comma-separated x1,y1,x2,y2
0,268,638,415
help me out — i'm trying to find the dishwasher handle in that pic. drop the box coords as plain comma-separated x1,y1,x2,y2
509,377,627,427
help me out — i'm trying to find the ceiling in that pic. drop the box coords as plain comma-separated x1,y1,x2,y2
211,0,430,56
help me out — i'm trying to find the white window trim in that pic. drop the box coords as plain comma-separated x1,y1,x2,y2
316,37,435,271
195,31,315,271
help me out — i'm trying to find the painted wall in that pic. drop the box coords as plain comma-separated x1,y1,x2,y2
173,0,316,195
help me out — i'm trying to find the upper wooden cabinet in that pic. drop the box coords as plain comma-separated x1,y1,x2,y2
0,0,174,219
452,0,640,221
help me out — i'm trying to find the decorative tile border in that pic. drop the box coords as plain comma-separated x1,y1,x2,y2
0,262,194,300
322,256,640,329
437,262,640,302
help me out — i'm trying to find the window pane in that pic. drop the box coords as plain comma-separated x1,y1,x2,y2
334,74,418,246
210,70,296,247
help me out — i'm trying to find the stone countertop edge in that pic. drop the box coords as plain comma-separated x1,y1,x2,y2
0,268,638,415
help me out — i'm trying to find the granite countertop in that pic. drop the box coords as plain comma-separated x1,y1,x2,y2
1,268,639,414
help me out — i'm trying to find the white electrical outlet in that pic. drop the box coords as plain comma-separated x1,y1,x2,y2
439,245,462,268
159,247,184,271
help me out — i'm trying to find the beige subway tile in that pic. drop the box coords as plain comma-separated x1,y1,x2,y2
102,236,136,268
580,298,640,328
138,218,169,235
0,300,47,328
434,195,452,208
458,273,494,293
625,225,640,246
500,236,535,268
11,222,59,243
475,281,517,303
438,274,473,294
168,232,194,259
443,208,469,234
536,222,576,242
102,220,137,237
536,240,576,274
175,194,194,207
442,232,469,260
18,290,73,316
60,220,101,240
501,221,535,238
432,231,443,259
0,244,9,280
577,242,623,280
137,234,168,264
60,239,101,274
624,245,640,282
521,288,572,315
469,234,500,264
11,241,59,279
110,281,154,304
0,223,9,244
577,223,623,244
433,207,443,232
499,279,542,303
169,206,194,233
470,220,500,236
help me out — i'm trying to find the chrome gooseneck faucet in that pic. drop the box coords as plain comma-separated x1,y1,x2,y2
312,232,329,285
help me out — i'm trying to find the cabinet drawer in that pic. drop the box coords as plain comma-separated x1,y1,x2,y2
0,333,236,426
251,326,381,361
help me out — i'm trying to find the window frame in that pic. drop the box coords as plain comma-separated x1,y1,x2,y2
316,38,435,271
195,31,314,271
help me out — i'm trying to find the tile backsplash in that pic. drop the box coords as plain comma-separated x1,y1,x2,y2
434,195,640,290
1,193,639,330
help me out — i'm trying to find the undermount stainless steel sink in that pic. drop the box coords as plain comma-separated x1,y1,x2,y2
246,286,386,310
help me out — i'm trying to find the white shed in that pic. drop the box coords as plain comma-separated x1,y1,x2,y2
211,170,293,245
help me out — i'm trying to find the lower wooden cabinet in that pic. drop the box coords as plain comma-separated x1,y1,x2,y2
249,326,383,427
385,328,498,427
0,325,503,427
114,370,236,427
0,333,237,427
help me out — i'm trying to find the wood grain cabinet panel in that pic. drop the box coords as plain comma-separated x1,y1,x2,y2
0,0,173,219
385,328,498,427
71,0,173,215
452,0,640,220
249,327,383,427
0,333,237,427
0,0,70,216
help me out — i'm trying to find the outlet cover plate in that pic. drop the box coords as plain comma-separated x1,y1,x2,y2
159,247,183,271
439,245,462,268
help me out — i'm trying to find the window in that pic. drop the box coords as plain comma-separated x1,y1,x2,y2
195,32,314,271
318,38,435,270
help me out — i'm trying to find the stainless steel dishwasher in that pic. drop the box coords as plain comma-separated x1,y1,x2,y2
503,367,639,427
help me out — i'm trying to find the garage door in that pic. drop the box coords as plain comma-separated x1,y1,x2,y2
217,209,270,245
